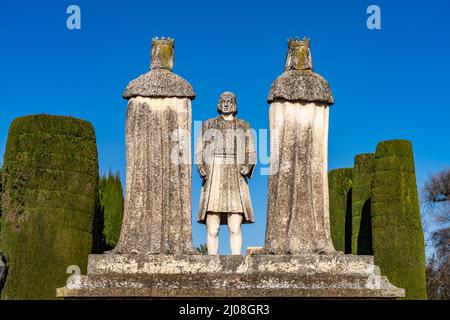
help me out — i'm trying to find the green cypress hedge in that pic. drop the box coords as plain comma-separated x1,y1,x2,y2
0,115,98,300
352,154,375,255
98,171,124,250
328,168,353,253
0,166,2,239
371,140,427,300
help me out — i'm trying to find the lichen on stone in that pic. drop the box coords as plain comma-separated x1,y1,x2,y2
267,70,334,105
122,69,195,100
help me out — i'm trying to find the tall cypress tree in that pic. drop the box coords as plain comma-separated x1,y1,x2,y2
0,115,98,300
0,166,3,252
329,168,353,253
0,166,3,240
98,171,124,251
371,140,427,299
352,153,375,255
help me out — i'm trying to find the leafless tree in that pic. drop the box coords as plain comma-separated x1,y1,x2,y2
423,168,450,300
424,168,450,203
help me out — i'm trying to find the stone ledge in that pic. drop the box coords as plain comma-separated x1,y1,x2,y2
57,254,405,299
57,273,403,298
87,254,377,276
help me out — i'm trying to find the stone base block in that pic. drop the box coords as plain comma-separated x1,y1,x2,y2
57,254,405,299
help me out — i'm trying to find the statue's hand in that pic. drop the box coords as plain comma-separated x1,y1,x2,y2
240,165,249,176
199,167,207,179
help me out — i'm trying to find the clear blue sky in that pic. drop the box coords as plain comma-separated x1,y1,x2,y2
1,1,449,254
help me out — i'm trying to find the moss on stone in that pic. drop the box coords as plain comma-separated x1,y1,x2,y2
328,168,353,253
351,153,375,255
372,140,427,300
0,115,98,300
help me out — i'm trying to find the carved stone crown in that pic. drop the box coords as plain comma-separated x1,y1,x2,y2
150,36,175,71
288,37,310,49
267,37,334,105
285,36,313,71
151,36,175,48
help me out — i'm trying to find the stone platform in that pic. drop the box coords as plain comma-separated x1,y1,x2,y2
57,254,404,299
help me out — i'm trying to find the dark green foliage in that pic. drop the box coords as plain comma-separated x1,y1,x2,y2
352,154,375,255
328,168,353,253
196,244,208,255
0,115,98,300
372,140,427,300
357,199,373,255
0,166,2,242
97,171,124,251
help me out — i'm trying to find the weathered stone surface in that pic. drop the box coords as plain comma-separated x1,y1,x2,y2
263,101,335,254
267,70,333,105
57,254,405,298
123,37,195,100
113,38,197,254
196,115,256,225
112,97,197,254
122,69,195,100
267,37,333,105
86,254,376,275
57,37,405,300
263,37,335,255
246,246,264,255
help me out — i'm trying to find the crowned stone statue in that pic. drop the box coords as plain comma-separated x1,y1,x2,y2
263,37,336,255
196,92,256,255
112,37,198,255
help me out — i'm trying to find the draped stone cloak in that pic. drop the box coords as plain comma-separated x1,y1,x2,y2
263,38,337,255
112,40,198,255
196,116,256,225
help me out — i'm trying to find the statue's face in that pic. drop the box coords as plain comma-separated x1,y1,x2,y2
219,94,236,115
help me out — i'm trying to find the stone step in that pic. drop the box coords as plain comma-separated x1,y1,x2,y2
87,254,377,276
58,272,403,298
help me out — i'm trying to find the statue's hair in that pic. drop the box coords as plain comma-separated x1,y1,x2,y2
217,91,238,115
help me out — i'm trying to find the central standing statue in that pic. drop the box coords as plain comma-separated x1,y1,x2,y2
196,92,256,255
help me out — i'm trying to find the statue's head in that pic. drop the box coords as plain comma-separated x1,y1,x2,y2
150,36,175,71
217,91,237,116
285,37,313,71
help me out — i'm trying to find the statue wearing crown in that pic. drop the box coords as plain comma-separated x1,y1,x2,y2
196,92,256,255
263,37,336,255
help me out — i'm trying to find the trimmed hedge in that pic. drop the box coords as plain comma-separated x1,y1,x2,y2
328,168,353,253
98,171,124,250
372,140,427,300
0,167,2,249
0,115,98,300
352,154,375,255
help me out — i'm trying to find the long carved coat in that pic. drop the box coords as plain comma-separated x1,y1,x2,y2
196,116,256,225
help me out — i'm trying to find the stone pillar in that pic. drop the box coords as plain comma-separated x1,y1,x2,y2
113,37,197,255
263,37,336,255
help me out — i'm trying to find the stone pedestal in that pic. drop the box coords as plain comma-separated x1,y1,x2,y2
57,254,404,298
56,37,405,300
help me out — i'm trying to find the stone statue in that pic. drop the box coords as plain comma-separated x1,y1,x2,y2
263,37,337,255
58,37,405,300
196,92,256,255
112,37,198,255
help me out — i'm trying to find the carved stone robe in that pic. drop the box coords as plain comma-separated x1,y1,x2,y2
113,96,197,255
263,101,335,254
196,116,256,225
